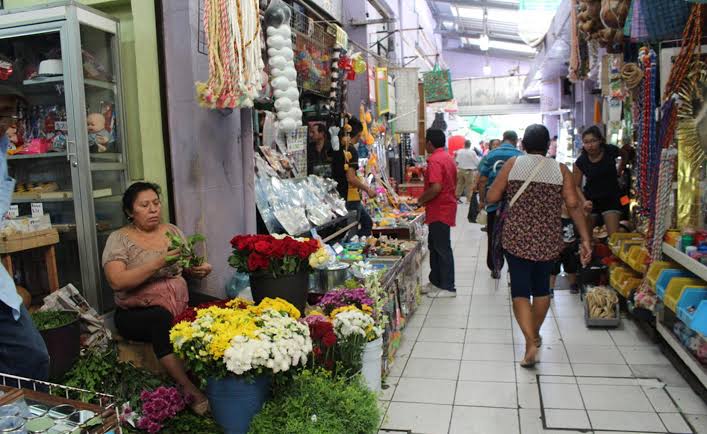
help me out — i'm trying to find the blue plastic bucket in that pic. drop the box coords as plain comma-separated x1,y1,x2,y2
206,375,272,434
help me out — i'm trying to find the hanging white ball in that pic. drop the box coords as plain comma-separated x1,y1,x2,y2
275,97,293,112
290,108,303,119
271,76,290,90
283,87,300,100
267,35,287,50
279,118,297,132
269,56,287,70
281,67,297,81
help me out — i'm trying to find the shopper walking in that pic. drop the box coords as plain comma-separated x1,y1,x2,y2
478,130,523,278
455,140,480,204
487,124,592,367
573,126,627,236
331,117,376,237
419,128,458,297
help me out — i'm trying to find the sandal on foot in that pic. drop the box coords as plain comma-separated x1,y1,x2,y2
191,399,210,416
520,358,537,368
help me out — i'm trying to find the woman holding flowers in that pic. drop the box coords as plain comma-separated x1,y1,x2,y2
103,182,212,414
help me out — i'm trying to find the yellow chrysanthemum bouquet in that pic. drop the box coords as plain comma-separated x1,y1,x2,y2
170,297,311,385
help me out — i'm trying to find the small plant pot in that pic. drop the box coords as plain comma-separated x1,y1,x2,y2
361,337,383,393
206,375,272,434
250,270,309,314
37,313,80,380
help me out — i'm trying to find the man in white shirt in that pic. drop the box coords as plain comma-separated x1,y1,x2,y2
455,140,480,204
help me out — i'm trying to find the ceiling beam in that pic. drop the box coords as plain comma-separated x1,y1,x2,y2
433,0,520,10
445,46,535,60
436,29,524,44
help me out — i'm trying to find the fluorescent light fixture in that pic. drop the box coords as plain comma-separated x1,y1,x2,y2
483,64,491,75
454,6,518,22
479,34,489,51
443,20,454,29
456,6,484,20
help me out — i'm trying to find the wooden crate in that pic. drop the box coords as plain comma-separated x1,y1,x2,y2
0,228,59,254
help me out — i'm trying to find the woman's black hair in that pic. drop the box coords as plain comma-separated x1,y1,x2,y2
522,124,550,154
581,125,605,143
122,182,161,220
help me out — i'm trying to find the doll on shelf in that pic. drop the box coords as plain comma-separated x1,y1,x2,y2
87,112,113,153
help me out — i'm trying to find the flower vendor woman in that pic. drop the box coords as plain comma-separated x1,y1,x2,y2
103,182,212,414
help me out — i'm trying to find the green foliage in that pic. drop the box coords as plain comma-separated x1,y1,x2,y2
58,347,164,408
166,232,205,268
161,411,223,433
30,310,77,331
248,369,380,434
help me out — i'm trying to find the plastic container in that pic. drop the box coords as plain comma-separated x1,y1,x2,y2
656,269,694,300
686,300,707,335
619,240,644,263
627,246,649,273
584,299,621,327
608,232,643,253
616,276,642,298
664,280,706,312
646,261,678,289
361,337,383,392
677,288,707,327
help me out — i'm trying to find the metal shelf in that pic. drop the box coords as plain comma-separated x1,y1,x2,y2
656,321,707,389
8,152,67,161
23,76,116,91
662,243,707,282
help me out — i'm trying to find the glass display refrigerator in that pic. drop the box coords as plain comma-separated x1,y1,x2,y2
0,3,128,310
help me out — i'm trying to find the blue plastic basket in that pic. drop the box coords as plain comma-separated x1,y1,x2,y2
677,288,707,329
655,269,694,299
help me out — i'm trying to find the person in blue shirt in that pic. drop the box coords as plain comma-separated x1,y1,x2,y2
477,130,523,278
0,120,49,381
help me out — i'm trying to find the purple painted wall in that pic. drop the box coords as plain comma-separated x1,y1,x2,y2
443,51,531,79
161,0,256,297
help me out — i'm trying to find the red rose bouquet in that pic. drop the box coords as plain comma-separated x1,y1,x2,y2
228,234,320,278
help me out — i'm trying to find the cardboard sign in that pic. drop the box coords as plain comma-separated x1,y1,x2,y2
31,202,44,218
7,205,18,219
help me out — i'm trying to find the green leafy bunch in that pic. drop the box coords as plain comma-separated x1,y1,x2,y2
248,369,380,434
30,310,78,331
58,347,164,408
166,232,206,269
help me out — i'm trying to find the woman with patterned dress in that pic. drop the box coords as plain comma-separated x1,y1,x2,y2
487,124,592,367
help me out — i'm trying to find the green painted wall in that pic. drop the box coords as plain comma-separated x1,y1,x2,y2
5,0,170,217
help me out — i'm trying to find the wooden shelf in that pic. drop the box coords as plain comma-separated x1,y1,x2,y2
663,243,707,282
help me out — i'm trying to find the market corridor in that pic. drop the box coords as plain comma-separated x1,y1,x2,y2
378,206,707,434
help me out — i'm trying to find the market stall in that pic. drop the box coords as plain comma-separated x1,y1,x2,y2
563,0,707,396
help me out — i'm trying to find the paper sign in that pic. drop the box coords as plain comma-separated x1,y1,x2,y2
7,205,18,219
31,202,44,218
333,243,344,254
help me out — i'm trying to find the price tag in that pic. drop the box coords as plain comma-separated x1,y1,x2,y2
333,243,344,254
7,205,18,219
54,121,68,132
31,202,44,218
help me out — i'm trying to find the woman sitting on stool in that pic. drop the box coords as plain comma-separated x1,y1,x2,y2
103,182,212,414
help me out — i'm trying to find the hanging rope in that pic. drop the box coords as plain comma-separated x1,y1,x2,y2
636,46,658,215
647,148,677,260
620,63,643,89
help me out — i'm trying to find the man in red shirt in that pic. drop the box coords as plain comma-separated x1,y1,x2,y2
418,128,458,297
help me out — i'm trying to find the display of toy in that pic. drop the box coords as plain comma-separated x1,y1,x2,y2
265,0,302,133
86,112,113,153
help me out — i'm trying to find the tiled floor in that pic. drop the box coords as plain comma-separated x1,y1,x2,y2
378,206,707,434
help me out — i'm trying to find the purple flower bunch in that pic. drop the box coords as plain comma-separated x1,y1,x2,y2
317,288,374,315
136,386,190,433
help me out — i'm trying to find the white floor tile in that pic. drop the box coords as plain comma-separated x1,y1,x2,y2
571,363,632,377
518,408,588,434
428,304,470,316
468,314,512,329
411,341,464,360
465,328,514,344
380,376,398,401
470,303,511,316
424,314,469,329
392,377,456,405
667,387,707,415
515,344,569,364
539,383,584,409
560,330,615,346
588,410,667,432
659,412,693,434
643,385,679,413
417,327,466,343
454,380,517,407
684,414,707,433
619,345,672,365
449,406,520,434
464,343,516,361
381,402,452,433
515,363,573,384
544,409,591,430
401,358,460,380
578,384,654,412
517,383,541,409
629,364,690,387
565,344,625,364
459,360,516,382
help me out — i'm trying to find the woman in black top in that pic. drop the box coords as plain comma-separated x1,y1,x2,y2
573,126,626,236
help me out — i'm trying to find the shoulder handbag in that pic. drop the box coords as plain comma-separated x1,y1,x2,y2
491,158,547,274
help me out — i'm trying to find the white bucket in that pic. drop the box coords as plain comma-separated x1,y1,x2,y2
361,337,383,392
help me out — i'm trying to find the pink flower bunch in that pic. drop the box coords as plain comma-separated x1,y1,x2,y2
317,288,374,315
136,386,190,433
